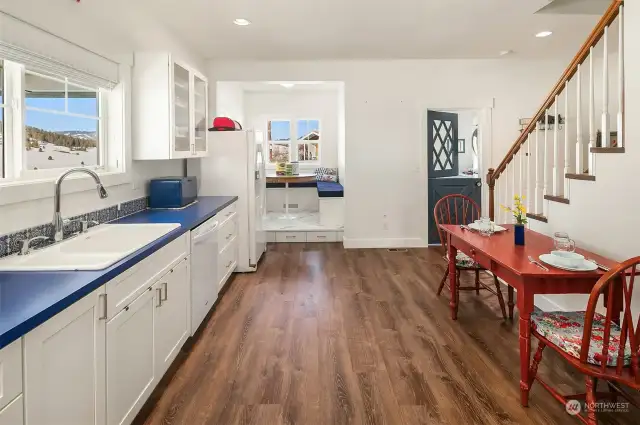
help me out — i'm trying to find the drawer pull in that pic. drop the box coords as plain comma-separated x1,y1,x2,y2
226,211,233,217
286,236,296,239
317,235,327,239
226,233,233,240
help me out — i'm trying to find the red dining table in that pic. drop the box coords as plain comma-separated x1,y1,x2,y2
439,224,620,407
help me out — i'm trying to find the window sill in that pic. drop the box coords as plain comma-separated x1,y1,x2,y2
0,170,131,206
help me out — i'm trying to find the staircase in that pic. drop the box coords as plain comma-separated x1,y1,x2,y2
487,0,625,225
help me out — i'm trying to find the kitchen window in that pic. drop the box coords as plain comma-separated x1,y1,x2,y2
0,51,119,182
267,118,320,164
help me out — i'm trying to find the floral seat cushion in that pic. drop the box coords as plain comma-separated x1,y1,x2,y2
445,251,480,269
531,310,633,367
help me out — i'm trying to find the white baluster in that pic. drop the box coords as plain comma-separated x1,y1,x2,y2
526,134,531,213
602,25,610,149
617,6,624,148
543,110,549,217
502,168,508,223
564,81,571,198
535,122,543,215
576,64,584,174
513,151,519,202
553,97,562,196
588,47,596,174
519,142,525,203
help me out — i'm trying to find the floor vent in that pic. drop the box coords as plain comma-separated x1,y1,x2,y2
387,248,408,253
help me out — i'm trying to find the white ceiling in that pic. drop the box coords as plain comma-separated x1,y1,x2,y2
146,0,608,60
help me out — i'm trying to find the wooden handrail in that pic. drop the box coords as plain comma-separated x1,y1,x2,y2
488,0,623,186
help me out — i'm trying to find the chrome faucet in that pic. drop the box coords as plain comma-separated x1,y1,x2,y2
53,168,109,242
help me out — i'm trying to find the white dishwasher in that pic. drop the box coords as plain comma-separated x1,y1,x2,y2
190,216,219,334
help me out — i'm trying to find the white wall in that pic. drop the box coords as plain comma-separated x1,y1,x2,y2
216,82,245,126
244,90,340,170
209,59,568,247
0,0,205,235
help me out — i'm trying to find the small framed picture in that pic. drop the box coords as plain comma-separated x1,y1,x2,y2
609,131,618,147
458,139,466,153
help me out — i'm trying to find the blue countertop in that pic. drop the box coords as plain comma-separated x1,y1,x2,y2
0,196,237,350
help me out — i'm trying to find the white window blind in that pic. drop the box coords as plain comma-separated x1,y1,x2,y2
0,12,119,89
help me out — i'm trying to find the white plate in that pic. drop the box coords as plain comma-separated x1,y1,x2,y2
539,254,598,272
468,222,507,232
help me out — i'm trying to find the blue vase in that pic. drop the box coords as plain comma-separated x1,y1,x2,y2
514,224,525,246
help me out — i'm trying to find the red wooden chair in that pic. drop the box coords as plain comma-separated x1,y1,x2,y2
527,257,640,424
433,194,507,320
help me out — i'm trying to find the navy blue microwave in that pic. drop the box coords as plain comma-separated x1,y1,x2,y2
149,177,198,209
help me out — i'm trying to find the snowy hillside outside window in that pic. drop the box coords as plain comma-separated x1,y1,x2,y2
24,71,102,172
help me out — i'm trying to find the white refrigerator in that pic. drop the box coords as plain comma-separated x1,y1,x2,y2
197,130,267,272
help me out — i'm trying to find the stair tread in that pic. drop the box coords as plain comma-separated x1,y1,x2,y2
543,195,570,204
526,213,548,223
565,173,596,181
590,147,625,153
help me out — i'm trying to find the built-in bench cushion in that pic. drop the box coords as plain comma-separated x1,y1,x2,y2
266,181,318,189
317,181,344,198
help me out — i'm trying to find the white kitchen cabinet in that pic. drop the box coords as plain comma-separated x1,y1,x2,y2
24,287,106,425
133,52,209,160
0,339,22,411
0,395,23,425
154,258,190,378
106,288,156,425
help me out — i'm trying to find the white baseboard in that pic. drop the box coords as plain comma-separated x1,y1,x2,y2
533,295,567,312
490,272,569,312
343,237,428,249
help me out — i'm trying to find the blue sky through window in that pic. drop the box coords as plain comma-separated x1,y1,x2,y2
26,98,98,132
297,119,319,140
270,120,290,141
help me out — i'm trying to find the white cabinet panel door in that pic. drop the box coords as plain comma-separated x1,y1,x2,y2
0,395,23,425
154,258,190,378
24,288,106,425
106,288,156,425
0,339,22,411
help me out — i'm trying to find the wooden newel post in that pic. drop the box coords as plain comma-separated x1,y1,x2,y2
487,168,496,221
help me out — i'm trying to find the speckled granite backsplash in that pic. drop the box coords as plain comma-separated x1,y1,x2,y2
0,197,148,258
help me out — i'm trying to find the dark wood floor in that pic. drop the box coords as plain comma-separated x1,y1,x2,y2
135,243,639,425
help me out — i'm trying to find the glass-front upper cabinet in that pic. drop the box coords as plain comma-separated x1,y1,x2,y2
193,73,208,154
132,53,209,160
173,63,192,154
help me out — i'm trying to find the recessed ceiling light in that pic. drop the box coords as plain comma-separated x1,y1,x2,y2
233,18,251,26
499,50,513,56
280,83,295,88
535,31,553,38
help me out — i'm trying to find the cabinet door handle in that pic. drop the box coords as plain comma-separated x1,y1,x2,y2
162,282,168,301
156,288,163,307
226,233,233,240
98,294,107,320
226,261,233,268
